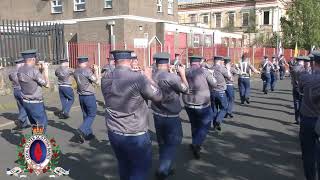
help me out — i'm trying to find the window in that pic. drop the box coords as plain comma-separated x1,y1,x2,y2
105,0,112,9
168,0,174,15
263,10,270,25
193,35,200,47
74,0,86,12
215,13,221,28
157,0,163,13
205,36,212,47
242,12,249,27
51,0,62,14
203,15,209,24
190,14,196,23
228,12,235,27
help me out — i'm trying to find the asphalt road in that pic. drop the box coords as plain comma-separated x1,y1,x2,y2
0,78,304,180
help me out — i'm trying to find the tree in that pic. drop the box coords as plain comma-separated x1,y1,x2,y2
281,0,320,50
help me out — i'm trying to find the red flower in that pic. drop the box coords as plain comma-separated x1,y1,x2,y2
18,152,23,158
53,153,59,158
29,169,33,173
21,138,26,144
19,143,23,147
43,168,47,173
50,139,56,144
52,144,56,147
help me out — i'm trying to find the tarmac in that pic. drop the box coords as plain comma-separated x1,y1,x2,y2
0,78,304,180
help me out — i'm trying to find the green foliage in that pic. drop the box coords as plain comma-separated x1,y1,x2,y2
281,0,320,49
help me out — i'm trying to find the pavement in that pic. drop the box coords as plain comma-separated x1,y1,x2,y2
0,78,304,180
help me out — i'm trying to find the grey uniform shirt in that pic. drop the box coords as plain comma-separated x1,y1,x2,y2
17,64,47,101
260,60,273,74
151,70,188,116
55,66,73,86
226,66,240,85
299,70,320,117
291,64,305,89
101,64,115,74
211,64,231,91
101,65,163,134
8,68,21,90
183,65,217,107
73,67,97,95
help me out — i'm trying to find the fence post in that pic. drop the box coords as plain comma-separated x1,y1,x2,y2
263,48,266,56
227,47,230,56
201,45,204,57
186,47,189,68
66,42,69,60
97,43,101,80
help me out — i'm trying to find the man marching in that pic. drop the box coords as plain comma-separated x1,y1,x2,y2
9,57,30,130
210,56,231,131
55,58,74,119
101,50,162,180
271,55,280,92
224,57,240,118
17,49,50,131
298,51,320,180
183,56,217,159
74,56,98,143
290,56,306,125
259,56,273,94
151,52,188,179
238,54,260,105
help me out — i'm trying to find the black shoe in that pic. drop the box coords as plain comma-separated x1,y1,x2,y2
54,110,63,116
58,112,70,119
216,124,222,131
240,102,245,105
76,129,85,144
193,145,201,160
245,98,250,104
84,134,96,141
224,114,229,118
155,168,175,180
12,124,30,131
271,89,274,92
229,114,234,118
264,91,268,94
293,121,300,125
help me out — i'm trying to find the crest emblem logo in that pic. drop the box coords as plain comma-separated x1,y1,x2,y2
6,125,70,178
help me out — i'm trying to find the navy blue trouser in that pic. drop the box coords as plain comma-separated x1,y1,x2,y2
211,91,228,124
262,73,271,92
79,95,97,136
153,114,183,175
22,101,48,131
185,106,213,146
225,85,235,114
238,77,251,103
299,115,320,180
292,88,301,123
13,89,29,127
279,66,286,80
58,86,74,115
270,71,278,91
108,131,152,180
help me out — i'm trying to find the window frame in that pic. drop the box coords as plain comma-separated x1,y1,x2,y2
190,14,197,23
168,0,174,15
203,14,209,24
193,35,200,48
74,0,86,12
104,0,112,9
215,13,222,28
157,0,163,13
51,0,63,14
263,10,270,25
242,12,249,27
228,12,235,27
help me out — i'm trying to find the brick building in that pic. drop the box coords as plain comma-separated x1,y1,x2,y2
0,0,178,46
